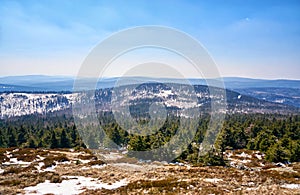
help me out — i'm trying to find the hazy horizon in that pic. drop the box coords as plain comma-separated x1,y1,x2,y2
0,74,299,81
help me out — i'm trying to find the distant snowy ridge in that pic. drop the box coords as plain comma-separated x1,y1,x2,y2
0,83,298,119
0,93,79,118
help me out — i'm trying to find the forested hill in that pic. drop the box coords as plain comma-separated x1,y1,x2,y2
0,75,300,108
0,83,299,119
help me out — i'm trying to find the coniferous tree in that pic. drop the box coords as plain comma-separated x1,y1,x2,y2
60,129,71,148
17,126,27,146
28,138,37,148
50,131,59,149
71,125,78,147
0,130,7,147
8,128,17,147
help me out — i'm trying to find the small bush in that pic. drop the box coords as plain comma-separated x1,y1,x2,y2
0,179,21,186
16,154,37,162
0,154,9,163
13,148,33,155
199,151,226,166
87,160,106,166
49,175,62,183
42,155,69,168
3,165,37,175
3,167,23,175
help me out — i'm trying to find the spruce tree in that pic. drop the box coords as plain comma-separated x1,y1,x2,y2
8,127,17,147
60,129,71,148
50,131,59,149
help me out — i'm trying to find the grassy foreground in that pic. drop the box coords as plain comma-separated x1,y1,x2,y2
0,148,299,194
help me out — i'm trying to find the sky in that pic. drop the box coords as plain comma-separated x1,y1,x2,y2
0,0,299,79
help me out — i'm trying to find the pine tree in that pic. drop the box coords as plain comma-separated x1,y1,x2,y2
71,125,78,147
50,131,59,149
17,125,27,146
60,129,71,148
266,142,290,163
0,130,7,147
8,127,17,147
28,138,37,148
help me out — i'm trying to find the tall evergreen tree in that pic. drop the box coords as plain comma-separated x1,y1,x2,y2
17,125,27,146
71,125,78,147
28,138,37,148
60,129,71,148
50,131,59,149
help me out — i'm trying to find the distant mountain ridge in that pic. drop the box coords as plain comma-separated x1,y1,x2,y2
0,75,299,91
0,75,299,108
0,82,298,119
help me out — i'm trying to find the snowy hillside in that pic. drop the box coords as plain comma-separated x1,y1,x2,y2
0,83,298,119
0,93,79,118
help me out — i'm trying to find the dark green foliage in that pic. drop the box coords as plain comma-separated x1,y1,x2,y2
0,113,85,149
17,126,27,146
27,137,37,148
60,129,71,148
265,141,290,162
8,129,17,147
0,110,299,164
198,148,226,166
218,114,300,163
50,131,59,149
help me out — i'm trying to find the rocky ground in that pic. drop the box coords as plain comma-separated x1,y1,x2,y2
0,148,300,195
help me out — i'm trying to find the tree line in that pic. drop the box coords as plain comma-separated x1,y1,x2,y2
0,112,299,164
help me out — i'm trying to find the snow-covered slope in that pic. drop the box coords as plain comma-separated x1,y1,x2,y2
0,93,79,118
0,83,298,119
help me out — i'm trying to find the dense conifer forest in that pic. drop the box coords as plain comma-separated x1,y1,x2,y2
0,111,299,164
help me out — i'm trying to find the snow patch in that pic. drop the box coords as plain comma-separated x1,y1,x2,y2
79,159,91,164
43,165,57,172
23,176,127,195
35,162,45,172
281,184,300,189
254,153,263,160
81,164,107,170
275,99,285,103
2,158,31,166
203,178,223,183
237,152,251,158
91,164,107,169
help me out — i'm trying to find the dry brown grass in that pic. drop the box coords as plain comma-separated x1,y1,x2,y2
78,154,98,160
0,148,299,195
75,148,93,154
107,156,138,164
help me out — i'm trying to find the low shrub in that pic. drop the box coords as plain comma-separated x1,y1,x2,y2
87,160,106,166
42,155,69,168
0,179,21,186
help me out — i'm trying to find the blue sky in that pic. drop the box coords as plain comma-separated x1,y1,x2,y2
0,0,299,79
